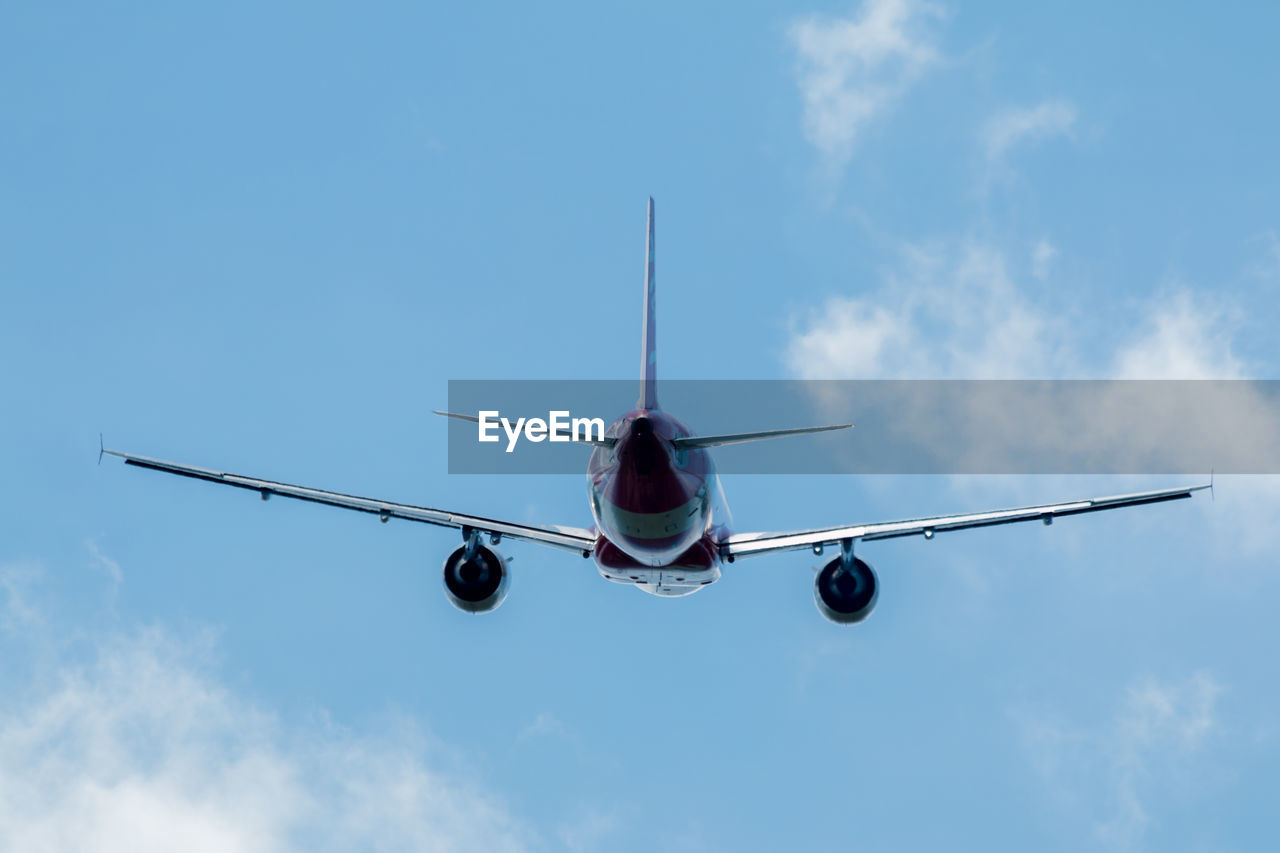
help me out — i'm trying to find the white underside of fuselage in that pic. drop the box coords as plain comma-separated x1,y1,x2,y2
595,560,723,597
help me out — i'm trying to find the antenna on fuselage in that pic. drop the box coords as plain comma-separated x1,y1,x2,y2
638,197,658,412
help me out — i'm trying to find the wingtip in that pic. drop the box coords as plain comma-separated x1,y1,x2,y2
97,437,128,464
1186,477,1214,499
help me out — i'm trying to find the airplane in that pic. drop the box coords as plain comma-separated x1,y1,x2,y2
103,199,1210,623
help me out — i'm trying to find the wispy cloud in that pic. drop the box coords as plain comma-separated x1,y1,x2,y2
782,243,1280,528
1031,239,1059,280
789,0,944,173
1245,229,1280,280
785,240,1062,379
0,562,43,634
982,99,1077,161
557,809,620,853
1113,291,1244,380
1014,672,1223,851
785,239,1244,380
0,568,534,853
86,539,124,586
519,710,566,740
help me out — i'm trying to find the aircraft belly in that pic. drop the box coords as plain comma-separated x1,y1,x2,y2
593,534,721,596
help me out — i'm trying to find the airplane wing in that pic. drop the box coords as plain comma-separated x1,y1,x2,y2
103,449,598,556
721,483,1210,560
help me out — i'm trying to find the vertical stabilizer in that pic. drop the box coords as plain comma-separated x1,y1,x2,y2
639,197,658,410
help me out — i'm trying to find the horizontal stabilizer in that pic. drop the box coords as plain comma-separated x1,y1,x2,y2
672,423,853,451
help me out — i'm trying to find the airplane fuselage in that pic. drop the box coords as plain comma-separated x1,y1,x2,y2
588,409,727,596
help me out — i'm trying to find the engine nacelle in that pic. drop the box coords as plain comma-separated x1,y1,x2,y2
443,544,510,614
814,555,878,624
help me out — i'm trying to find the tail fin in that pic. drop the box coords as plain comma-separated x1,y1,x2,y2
638,197,658,411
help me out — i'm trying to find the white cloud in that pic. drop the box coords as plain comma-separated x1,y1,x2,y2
785,299,913,379
982,99,1077,161
87,539,124,586
789,0,943,172
0,580,533,853
1117,673,1220,750
0,563,43,634
557,809,620,853
785,240,1063,379
1015,672,1222,851
1031,239,1058,280
1245,229,1280,280
783,243,1280,527
519,711,566,740
1113,291,1244,380
786,240,1245,381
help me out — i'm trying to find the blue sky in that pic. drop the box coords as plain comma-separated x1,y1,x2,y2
2,1,1278,850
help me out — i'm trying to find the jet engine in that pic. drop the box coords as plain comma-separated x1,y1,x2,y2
443,544,510,613
813,555,878,624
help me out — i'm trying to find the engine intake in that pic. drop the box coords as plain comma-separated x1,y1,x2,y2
814,555,878,624
443,544,509,614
